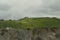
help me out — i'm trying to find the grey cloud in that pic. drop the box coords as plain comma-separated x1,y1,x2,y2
0,4,10,11
0,0,60,19
25,0,60,17
0,4,11,19
0,14,12,19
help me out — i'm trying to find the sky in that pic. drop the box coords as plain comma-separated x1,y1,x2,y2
0,0,60,19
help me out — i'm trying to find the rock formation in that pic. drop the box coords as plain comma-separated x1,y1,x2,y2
0,27,60,40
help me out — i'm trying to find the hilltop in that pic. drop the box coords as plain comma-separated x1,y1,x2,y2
0,17,60,29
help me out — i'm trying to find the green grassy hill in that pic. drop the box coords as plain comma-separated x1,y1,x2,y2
0,17,60,29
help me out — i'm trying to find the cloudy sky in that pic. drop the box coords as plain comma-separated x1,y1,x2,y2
0,0,60,19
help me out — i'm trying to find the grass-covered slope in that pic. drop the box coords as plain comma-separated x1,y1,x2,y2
19,17,60,29
0,17,60,29
0,20,21,29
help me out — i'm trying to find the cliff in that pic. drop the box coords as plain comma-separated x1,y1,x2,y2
0,27,60,40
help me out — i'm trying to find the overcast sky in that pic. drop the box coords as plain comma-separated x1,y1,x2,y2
0,0,60,19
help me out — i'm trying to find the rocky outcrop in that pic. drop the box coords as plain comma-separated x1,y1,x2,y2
0,27,60,40
0,28,32,40
32,27,60,40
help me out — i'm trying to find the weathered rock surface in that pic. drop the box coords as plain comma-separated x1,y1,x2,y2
0,28,32,40
0,27,60,40
32,27,60,40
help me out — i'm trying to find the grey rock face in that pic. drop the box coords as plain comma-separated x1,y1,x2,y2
0,28,32,40
0,28,60,40
32,28,60,40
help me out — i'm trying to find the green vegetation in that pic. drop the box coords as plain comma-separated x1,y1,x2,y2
0,17,60,29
